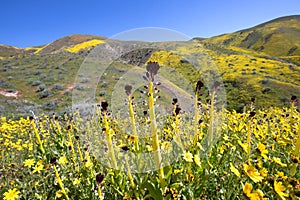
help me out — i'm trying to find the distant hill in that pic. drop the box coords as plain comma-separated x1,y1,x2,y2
29,34,106,54
204,15,300,63
0,44,23,56
0,16,299,116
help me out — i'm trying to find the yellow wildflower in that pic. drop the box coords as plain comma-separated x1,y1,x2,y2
28,143,33,151
273,157,287,167
243,182,253,197
3,188,20,200
243,182,267,200
223,134,229,141
174,169,183,174
128,135,137,143
183,151,193,162
65,141,71,147
259,168,268,177
276,171,287,181
56,190,63,198
250,189,267,200
161,141,172,152
73,177,81,185
58,156,68,165
238,140,249,154
85,160,93,168
230,162,240,177
257,157,263,168
196,142,203,150
194,155,201,167
274,181,289,200
257,142,268,160
145,145,153,151
243,164,264,183
23,158,35,168
32,163,43,174
219,145,227,154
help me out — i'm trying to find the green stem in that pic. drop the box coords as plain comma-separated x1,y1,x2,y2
32,121,45,154
67,130,77,162
193,94,199,146
208,91,215,146
295,119,300,156
128,96,139,151
247,120,252,164
103,112,118,169
97,185,103,200
54,165,70,200
148,80,165,187
125,155,141,199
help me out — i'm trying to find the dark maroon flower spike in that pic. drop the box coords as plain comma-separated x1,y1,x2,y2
213,81,220,92
121,146,129,152
174,105,181,116
101,101,108,112
195,80,204,93
172,98,178,105
291,95,297,104
96,173,104,185
249,111,256,118
125,85,132,96
50,157,57,165
146,62,160,81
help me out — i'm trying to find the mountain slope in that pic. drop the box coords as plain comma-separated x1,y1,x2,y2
33,34,106,54
0,44,23,56
204,15,300,59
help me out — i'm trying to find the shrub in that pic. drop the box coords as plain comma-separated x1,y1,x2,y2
31,80,41,86
99,90,106,96
36,85,46,92
262,88,271,94
259,79,269,84
64,90,71,95
39,89,51,99
42,100,57,110
52,84,63,90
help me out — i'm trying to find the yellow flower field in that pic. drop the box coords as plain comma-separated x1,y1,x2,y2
1,62,300,199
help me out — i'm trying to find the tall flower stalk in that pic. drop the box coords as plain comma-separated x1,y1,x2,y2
53,164,70,200
125,85,139,151
172,98,183,150
144,62,165,186
248,111,255,163
32,119,45,155
208,81,219,146
289,96,299,176
193,81,204,146
291,96,300,156
101,102,118,169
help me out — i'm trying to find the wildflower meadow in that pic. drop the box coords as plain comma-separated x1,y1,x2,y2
1,62,300,200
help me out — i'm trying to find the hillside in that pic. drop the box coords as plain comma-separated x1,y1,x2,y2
0,16,299,116
204,15,300,64
0,44,23,56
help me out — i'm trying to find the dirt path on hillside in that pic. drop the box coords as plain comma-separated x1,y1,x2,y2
0,89,20,98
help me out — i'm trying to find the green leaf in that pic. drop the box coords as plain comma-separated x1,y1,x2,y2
145,181,163,200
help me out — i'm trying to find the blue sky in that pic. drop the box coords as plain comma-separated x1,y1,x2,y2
1,0,299,47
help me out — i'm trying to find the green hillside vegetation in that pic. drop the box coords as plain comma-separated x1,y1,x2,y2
204,15,300,64
0,16,299,116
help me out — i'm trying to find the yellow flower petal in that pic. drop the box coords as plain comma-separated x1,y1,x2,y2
230,162,240,177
